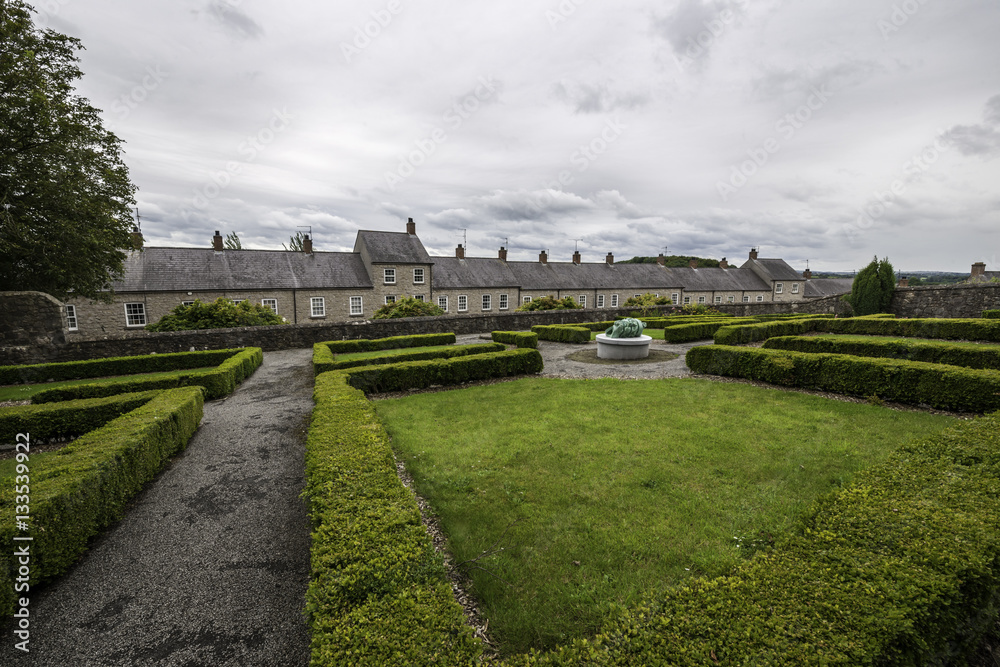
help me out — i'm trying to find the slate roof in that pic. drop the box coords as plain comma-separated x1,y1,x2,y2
666,267,772,292
804,278,854,298
112,248,373,292
354,231,433,265
742,258,804,282
505,262,684,291
432,257,520,288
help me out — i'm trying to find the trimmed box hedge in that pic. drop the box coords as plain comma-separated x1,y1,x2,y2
823,317,1000,342
0,386,204,616
984,310,1000,319
531,325,591,344
30,347,263,403
0,348,244,386
662,318,757,343
341,349,544,394
714,317,829,345
763,335,1000,370
0,390,162,445
492,331,539,349
686,345,1000,412
314,342,505,376
322,333,456,355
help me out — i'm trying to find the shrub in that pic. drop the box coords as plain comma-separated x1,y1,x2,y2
983,309,1000,319
341,349,544,394
623,293,672,315
0,390,161,445
662,318,758,343
322,334,456,355
763,335,1000,370
372,296,445,319
314,343,505,376
145,298,284,331
0,387,204,615
30,348,262,402
823,317,1000,342
0,348,243,385
686,345,1000,412
714,318,828,345
844,256,896,316
531,325,591,344
491,331,539,348
678,303,721,316
516,296,582,312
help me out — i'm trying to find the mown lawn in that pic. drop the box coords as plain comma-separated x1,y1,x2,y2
0,367,216,401
376,378,956,656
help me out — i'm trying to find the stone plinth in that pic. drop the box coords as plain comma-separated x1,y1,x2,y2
595,334,652,360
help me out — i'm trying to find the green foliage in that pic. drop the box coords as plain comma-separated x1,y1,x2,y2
283,230,306,251
0,390,160,444
984,309,1000,319
342,349,544,394
0,0,138,300
0,348,240,385
515,296,582,312
678,303,721,316
30,347,262,402
763,335,1000,370
372,296,445,319
619,255,720,268
313,343,505,375
530,325,591,344
845,256,896,316
824,316,1000,342
0,387,204,615
623,293,672,316
714,318,830,345
686,345,1000,412
491,331,539,348
223,232,242,250
145,298,284,331
662,318,758,343
322,333,456,356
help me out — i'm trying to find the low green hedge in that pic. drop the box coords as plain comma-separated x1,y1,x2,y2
662,319,757,343
0,391,162,445
314,343,505,376
504,412,1000,666
322,333,457,355
763,335,1000,370
341,349,544,394
686,345,1000,412
0,386,204,616
714,318,829,345
30,348,263,403
577,321,619,332
304,372,484,666
492,331,539,349
984,310,1000,319
0,349,243,386
531,325,592,344
823,317,1000,342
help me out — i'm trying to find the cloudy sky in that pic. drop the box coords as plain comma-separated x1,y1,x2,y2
35,0,1000,272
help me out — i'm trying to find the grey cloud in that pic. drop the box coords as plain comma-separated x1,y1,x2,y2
208,1,264,40
751,59,883,100
941,124,1000,157
985,94,1000,126
552,81,650,115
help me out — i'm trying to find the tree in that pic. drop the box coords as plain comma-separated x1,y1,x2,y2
283,231,305,252
515,296,582,312
146,298,284,331
0,1,137,301
224,232,242,250
845,256,896,315
372,296,444,319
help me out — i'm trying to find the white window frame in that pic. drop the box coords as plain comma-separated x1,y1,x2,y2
743,295,750,303
579,295,587,308
683,296,691,305
499,294,508,310
597,294,605,308
385,295,396,305
383,268,396,284
756,295,765,302
414,295,424,302
523,296,532,304
634,294,642,299
311,297,326,318
230,299,244,305
261,298,277,313
413,268,425,284
611,294,619,307
437,295,448,311
458,295,468,312
482,294,492,311
65,304,78,331
350,296,363,316
182,300,195,307
714,296,722,304
124,302,146,327
672,293,679,304
775,283,784,294
728,296,735,303
792,283,800,294
698,296,707,304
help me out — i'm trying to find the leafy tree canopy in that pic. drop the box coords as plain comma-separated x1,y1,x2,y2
620,256,720,268
146,298,285,331
515,296,582,312
224,232,242,250
845,256,896,316
372,296,445,319
0,1,137,301
283,231,306,251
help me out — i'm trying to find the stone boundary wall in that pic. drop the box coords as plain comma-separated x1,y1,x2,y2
890,283,1000,319
0,292,68,363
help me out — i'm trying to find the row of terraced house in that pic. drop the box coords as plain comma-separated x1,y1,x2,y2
64,218,852,339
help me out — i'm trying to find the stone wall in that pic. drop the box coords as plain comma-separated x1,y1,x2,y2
0,292,68,362
890,283,1000,318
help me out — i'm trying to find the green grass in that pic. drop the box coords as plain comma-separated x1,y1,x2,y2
376,378,956,656
331,344,464,362
0,367,216,401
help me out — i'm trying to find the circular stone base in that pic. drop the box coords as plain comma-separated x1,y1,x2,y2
595,334,653,360
565,349,679,365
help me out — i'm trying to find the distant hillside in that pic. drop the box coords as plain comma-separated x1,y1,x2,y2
621,255,720,268
814,272,969,286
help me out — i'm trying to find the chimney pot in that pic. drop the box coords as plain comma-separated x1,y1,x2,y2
803,269,813,279
539,250,548,265
213,231,224,252
572,251,581,265
972,262,987,277
499,246,507,262
606,252,614,265
689,259,699,269
719,257,728,269
303,234,313,254
406,217,416,235
656,253,666,266
130,227,144,250
898,276,909,287
749,248,759,260
456,244,465,259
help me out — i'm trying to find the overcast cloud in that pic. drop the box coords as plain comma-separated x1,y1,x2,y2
33,0,1000,272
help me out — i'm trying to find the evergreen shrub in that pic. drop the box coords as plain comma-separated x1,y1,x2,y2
342,349,543,394
0,390,161,444
763,336,1000,370
491,331,539,348
322,334,456,355
0,349,243,385
984,310,1000,319
314,343,505,376
531,325,591,344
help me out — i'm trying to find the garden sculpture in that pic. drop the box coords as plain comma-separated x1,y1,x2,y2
605,318,646,338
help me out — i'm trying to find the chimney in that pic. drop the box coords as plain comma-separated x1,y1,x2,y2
689,259,699,269
972,262,986,278
213,230,224,252
749,247,759,260
719,257,728,269
130,226,144,250
572,251,581,265
456,244,465,259
539,250,548,265
406,217,416,235
898,276,909,287
803,268,813,279
606,252,614,265
303,234,313,254
656,253,666,266
498,246,507,262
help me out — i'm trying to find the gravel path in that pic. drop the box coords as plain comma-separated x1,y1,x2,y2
4,349,313,667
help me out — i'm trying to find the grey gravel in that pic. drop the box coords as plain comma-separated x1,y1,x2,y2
3,349,313,667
